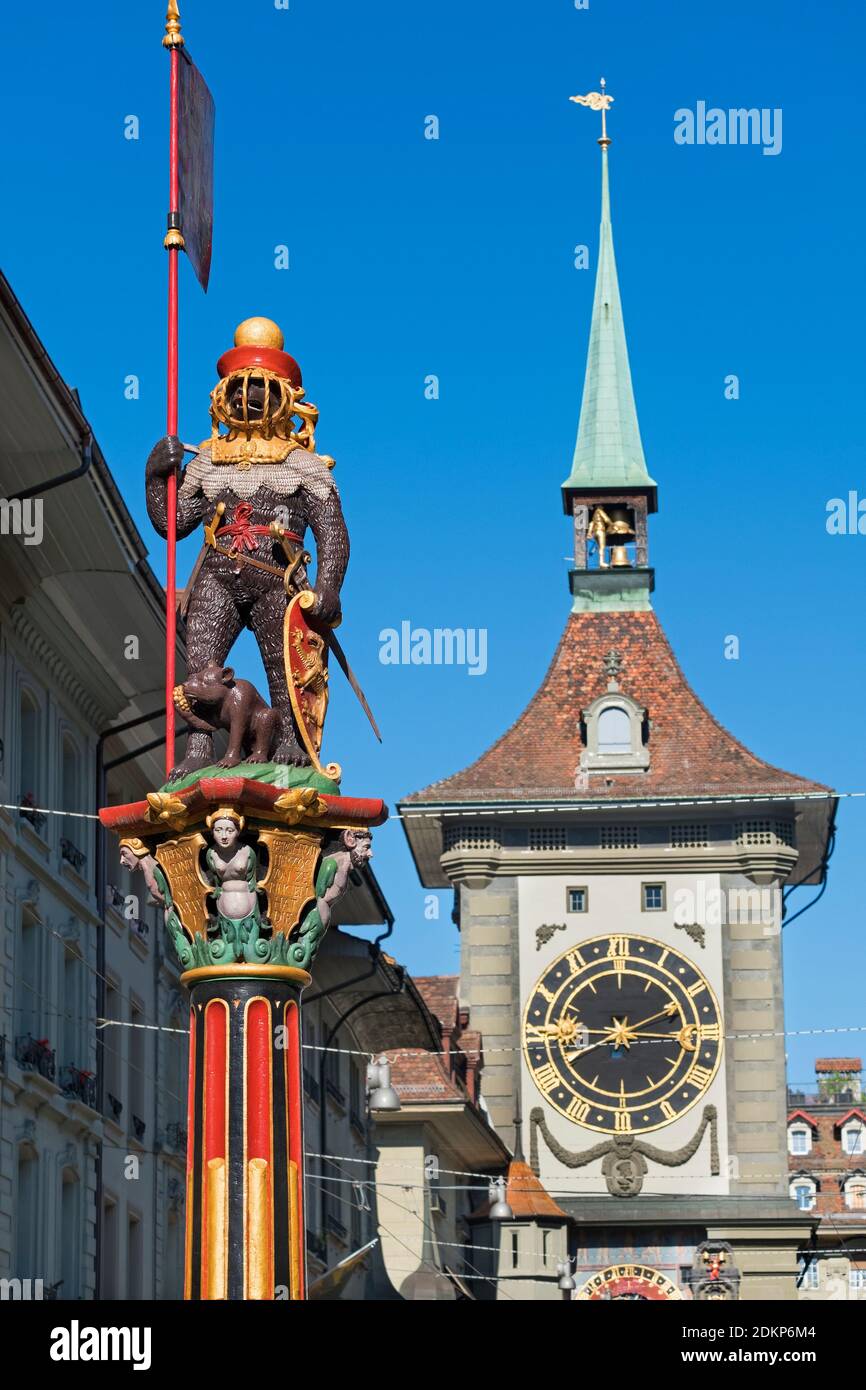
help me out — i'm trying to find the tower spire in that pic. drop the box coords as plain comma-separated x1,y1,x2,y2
563,84,655,499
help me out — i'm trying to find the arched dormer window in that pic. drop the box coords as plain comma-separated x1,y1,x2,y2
597,706,631,754
840,1117,865,1156
580,691,649,774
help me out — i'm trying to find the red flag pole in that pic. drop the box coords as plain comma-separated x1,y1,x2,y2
163,1,184,778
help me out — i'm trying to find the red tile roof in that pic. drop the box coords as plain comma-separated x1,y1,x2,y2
384,975,483,1106
386,1048,466,1104
787,1109,819,1130
833,1109,866,1132
815,1058,862,1073
406,610,830,803
471,1159,568,1222
413,975,460,1033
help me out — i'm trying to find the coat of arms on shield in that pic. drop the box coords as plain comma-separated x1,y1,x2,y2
284,590,341,781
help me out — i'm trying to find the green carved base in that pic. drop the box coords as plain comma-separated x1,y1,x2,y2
160,762,340,795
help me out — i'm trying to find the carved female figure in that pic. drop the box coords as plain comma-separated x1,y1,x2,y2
204,808,265,960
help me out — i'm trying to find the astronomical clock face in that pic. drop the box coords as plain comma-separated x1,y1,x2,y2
523,934,722,1134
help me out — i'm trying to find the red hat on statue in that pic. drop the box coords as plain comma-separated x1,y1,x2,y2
216,317,302,388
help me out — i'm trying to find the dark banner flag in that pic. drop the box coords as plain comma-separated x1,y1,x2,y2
178,47,215,291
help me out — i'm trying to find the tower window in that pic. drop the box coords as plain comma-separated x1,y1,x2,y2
597,706,631,754
788,1126,811,1157
566,886,588,914
642,882,666,912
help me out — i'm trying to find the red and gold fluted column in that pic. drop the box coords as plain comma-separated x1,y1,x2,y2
101,775,384,1300
183,966,308,1300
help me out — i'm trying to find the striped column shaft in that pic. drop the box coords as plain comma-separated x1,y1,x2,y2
182,966,310,1300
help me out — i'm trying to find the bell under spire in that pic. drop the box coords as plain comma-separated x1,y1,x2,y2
562,92,656,499
562,87,657,612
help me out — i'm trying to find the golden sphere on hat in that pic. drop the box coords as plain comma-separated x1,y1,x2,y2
233,317,285,351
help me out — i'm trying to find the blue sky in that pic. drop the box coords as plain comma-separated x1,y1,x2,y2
3,1,864,1081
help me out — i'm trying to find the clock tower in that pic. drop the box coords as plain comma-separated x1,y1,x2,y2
399,90,837,1301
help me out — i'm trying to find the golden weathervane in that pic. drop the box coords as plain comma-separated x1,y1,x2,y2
569,77,614,146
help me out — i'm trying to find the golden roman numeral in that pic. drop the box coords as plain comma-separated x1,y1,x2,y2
700,1023,721,1041
607,936,630,958
567,949,585,974
687,980,706,998
686,1064,713,1089
660,1100,676,1121
614,1110,632,1132
536,984,556,1004
565,1097,590,1123
534,1063,560,1094
525,1024,550,1042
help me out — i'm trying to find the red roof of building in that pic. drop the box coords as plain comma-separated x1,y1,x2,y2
405,610,830,804
834,1109,866,1132
384,975,483,1106
471,1159,568,1222
787,1109,820,1130
816,1058,862,1073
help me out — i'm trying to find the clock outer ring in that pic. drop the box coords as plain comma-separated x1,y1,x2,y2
522,932,724,1135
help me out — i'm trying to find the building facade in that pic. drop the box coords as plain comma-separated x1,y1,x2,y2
372,975,510,1300
0,270,186,1300
398,131,836,1300
788,1059,866,1301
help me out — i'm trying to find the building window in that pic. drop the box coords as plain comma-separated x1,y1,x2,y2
60,1167,80,1299
14,1148,39,1279
580,691,649,774
790,1179,816,1211
566,886,588,914
642,882,666,912
850,1268,866,1290
511,1231,519,1269
19,688,41,815
798,1257,819,1290
127,1212,143,1299
788,1125,812,1157
844,1179,866,1211
842,1122,865,1156
101,1193,118,1300
597,706,632,754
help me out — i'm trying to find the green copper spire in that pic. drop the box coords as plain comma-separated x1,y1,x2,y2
562,134,656,495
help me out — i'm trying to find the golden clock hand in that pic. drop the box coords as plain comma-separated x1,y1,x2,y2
619,1024,698,1052
619,1003,679,1034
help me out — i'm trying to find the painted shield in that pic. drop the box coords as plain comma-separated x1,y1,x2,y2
284,591,334,776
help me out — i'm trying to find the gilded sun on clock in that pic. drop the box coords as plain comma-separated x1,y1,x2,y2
522,934,723,1134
